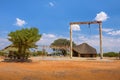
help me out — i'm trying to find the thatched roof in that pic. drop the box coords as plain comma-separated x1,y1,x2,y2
2,45,18,52
2,45,30,53
73,43,97,54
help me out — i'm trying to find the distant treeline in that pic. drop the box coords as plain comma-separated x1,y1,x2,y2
103,52,119,57
0,51,120,57
97,52,119,57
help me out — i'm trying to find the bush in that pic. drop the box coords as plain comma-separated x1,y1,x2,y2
103,52,118,57
31,51,48,56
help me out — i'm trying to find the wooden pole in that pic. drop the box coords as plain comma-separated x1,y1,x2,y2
70,24,73,59
118,51,120,60
99,22,103,59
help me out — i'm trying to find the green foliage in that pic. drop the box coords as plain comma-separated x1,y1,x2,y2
103,52,118,57
36,51,43,56
51,38,76,47
31,51,48,56
51,38,76,56
51,52,61,56
0,51,5,56
8,27,42,59
50,51,69,56
30,52,38,56
31,51,42,56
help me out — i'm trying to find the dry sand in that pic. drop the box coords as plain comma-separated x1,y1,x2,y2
0,57,120,80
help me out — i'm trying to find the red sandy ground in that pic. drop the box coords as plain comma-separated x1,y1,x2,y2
0,60,120,80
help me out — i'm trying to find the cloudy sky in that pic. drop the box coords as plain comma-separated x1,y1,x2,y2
0,0,120,52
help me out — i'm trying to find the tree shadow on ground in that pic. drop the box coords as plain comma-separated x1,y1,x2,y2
2,58,32,63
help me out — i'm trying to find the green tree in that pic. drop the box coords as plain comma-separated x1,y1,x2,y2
8,27,41,59
50,38,76,56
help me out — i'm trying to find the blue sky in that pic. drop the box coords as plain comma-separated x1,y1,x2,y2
0,0,120,52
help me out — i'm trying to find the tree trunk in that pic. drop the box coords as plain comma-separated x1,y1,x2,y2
18,44,22,59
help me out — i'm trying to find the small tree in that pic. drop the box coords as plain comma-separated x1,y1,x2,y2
51,38,76,56
8,27,41,60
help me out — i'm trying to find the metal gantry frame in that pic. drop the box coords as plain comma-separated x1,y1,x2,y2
70,21,103,59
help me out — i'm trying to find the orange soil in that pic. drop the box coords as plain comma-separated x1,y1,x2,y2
0,60,120,80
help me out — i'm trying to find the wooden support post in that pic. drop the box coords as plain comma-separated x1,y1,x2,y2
70,24,73,59
118,51,120,60
99,23,103,59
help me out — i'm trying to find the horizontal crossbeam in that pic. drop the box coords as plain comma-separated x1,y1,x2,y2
70,21,102,25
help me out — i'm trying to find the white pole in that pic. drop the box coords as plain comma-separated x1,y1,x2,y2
70,24,73,59
99,22,103,59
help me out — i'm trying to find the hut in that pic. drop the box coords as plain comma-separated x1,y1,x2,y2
2,45,18,53
1,45,18,58
73,43,97,57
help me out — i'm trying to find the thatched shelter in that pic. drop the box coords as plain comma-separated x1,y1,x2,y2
73,43,97,57
2,45,18,53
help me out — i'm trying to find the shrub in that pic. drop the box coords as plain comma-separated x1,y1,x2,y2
31,51,48,56
103,52,118,57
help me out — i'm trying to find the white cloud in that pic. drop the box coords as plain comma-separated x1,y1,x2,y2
102,28,113,32
73,33,120,52
74,35,99,47
102,36,120,52
15,18,26,27
107,30,120,36
0,37,11,50
102,28,120,36
36,33,69,46
36,33,57,45
95,11,109,21
71,24,80,31
49,2,55,7
43,33,56,38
